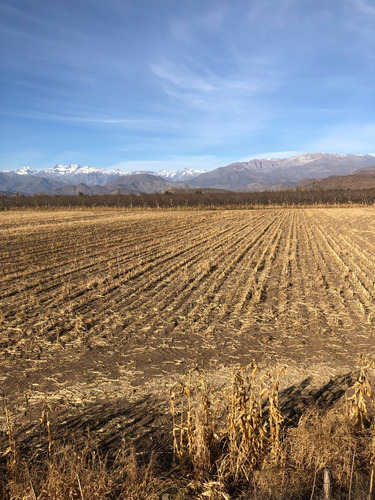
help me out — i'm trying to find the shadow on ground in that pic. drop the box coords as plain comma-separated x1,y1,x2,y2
278,371,355,425
1,371,357,470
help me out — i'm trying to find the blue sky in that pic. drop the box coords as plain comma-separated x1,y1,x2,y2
1,0,375,172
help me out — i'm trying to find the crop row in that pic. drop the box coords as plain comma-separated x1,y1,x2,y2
1,208,375,361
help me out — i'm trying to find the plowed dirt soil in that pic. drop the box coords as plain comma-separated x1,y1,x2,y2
1,207,375,456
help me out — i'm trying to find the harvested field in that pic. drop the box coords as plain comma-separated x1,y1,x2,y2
1,207,375,498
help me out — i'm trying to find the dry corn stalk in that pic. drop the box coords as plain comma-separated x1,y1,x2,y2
170,370,217,477
170,362,286,489
345,357,374,428
220,361,267,483
40,405,53,456
265,366,286,462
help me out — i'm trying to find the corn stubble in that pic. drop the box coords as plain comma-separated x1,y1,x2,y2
2,208,375,358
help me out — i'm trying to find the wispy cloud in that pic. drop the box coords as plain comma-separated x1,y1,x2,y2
151,62,216,93
151,60,265,95
150,58,280,117
352,0,375,15
245,150,305,161
306,122,375,154
0,109,180,132
152,3,285,120
110,150,309,172
109,155,228,172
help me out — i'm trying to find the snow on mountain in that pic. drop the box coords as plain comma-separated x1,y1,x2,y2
32,165,123,186
10,164,207,185
16,166,36,175
156,168,207,182
119,169,154,176
189,153,375,191
8,164,206,184
273,153,364,167
43,164,123,176
118,168,207,181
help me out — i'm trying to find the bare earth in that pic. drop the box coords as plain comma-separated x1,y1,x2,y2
1,207,375,452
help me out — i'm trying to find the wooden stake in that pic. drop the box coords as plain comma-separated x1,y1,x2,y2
369,468,374,500
323,468,332,500
348,449,356,500
310,467,317,500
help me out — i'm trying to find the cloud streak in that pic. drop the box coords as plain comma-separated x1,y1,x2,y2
306,122,375,154
352,0,375,15
0,109,181,132
109,155,227,172
150,56,281,120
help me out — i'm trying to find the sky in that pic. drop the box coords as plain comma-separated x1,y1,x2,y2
1,0,375,172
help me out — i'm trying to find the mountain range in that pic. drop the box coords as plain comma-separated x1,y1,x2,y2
13,165,205,185
188,153,375,191
1,153,375,196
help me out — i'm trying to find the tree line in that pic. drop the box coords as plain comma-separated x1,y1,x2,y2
2,188,375,209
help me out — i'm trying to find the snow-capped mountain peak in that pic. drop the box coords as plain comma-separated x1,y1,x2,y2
44,164,122,176
156,168,207,181
17,166,36,175
9,164,206,184
117,167,207,181
119,169,154,176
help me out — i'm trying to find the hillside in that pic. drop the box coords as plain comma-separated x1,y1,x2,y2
300,167,375,190
0,172,69,196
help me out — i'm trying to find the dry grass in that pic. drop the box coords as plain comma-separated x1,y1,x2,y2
1,405,164,499
2,360,375,499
